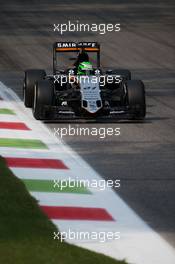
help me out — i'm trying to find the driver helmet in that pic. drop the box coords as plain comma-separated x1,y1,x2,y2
77,61,93,75
77,49,89,63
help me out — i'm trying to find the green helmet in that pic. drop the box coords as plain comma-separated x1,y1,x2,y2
77,61,93,75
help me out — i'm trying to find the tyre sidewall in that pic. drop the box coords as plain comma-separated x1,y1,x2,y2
24,69,46,108
126,80,146,119
33,80,53,120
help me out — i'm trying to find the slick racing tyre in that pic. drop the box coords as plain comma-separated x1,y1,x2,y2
23,69,46,108
126,80,146,119
33,80,53,120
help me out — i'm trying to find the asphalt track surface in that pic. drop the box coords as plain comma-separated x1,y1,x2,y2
0,0,175,249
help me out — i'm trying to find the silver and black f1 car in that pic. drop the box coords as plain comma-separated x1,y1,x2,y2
23,42,146,120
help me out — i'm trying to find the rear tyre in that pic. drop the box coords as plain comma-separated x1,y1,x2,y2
23,69,46,108
33,80,53,120
126,80,146,119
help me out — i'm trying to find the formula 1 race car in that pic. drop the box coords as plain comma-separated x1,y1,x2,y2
23,42,146,120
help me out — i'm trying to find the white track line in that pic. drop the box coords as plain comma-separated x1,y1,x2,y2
0,81,175,264
0,129,43,139
10,168,76,180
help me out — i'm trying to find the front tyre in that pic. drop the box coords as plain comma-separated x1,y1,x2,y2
23,69,46,108
33,80,53,120
126,80,146,119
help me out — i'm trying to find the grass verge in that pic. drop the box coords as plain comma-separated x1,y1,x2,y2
0,156,127,264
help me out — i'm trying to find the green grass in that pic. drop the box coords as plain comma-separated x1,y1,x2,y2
0,156,127,264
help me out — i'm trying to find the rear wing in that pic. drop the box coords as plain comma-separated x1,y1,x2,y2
53,42,100,73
